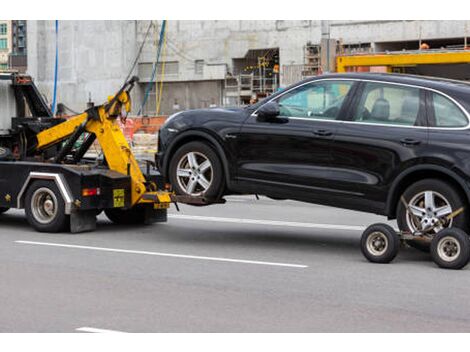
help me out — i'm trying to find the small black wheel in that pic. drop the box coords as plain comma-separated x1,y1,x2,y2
361,223,400,264
24,180,70,232
105,207,146,225
430,228,470,270
169,141,224,200
0,207,9,214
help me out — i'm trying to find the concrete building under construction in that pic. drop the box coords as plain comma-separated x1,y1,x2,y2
26,20,470,116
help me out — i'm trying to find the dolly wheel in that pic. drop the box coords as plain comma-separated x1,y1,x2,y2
361,223,400,264
430,228,470,270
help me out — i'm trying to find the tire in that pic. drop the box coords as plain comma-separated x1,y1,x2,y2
24,180,70,232
397,179,468,252
0,207,9,214
105,207,146,225
0,147,12,161
360,223,400,264
430,228,470,270
169,141,224,199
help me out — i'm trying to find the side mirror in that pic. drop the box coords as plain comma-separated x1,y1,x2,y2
257,101,280,121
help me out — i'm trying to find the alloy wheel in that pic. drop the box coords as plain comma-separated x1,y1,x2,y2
405,190,453,233
176,151,213,196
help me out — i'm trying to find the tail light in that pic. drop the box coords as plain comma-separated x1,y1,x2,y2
82,188,100,197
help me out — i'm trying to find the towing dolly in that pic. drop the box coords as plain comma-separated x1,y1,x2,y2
360,197,470,270
0,73,209,233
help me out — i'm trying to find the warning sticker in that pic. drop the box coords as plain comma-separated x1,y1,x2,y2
113,189,125,208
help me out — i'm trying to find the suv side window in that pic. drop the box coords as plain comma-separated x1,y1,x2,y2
276,80,353,120
353,82,422,126
430,92,468,128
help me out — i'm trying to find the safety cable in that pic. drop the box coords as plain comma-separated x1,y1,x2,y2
123,20,155,86
138,20,167,115
51,20,59,115
156,26,167,115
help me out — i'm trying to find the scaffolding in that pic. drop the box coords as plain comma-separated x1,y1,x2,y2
223,49,280,106
302,43,321,78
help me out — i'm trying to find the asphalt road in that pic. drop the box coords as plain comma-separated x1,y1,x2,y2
1,196,470,332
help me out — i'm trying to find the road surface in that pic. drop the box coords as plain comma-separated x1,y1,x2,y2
1,196,469,332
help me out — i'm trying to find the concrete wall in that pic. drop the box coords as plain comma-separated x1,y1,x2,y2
28,20,138,112
27,20,470,114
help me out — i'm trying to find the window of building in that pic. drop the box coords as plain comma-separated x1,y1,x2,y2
0,38,7,49
353,82,421,126
160,61,179,76
0,24,7,35
276,80,353,119
431,92,468,128
0,63,7,70
195,60,204,75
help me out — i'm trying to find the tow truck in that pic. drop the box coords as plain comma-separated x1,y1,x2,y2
0,73,173,233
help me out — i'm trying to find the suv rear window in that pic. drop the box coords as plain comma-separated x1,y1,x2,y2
353,83,422,126
431,92,468,128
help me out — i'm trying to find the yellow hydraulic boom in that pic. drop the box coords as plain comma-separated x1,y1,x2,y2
35,77,171,208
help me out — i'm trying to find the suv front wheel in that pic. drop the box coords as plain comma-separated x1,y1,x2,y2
397,178,468,251
169,141,224,200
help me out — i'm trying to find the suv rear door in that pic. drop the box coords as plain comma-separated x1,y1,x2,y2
330,81,429,213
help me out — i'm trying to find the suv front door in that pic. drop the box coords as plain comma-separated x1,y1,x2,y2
234,79,356,201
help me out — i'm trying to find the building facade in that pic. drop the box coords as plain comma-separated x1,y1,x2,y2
9,20,27,72
27,20,470,115
0,20,12,70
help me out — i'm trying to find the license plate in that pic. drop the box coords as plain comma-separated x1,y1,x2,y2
113,189,125,208
154,202,170,209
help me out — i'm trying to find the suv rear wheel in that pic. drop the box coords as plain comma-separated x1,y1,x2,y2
169,141,224,199
397,178,468,252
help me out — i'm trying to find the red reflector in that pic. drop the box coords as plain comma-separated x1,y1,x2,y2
82,188,100,196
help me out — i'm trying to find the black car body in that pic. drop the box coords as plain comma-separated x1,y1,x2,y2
157,73,470,235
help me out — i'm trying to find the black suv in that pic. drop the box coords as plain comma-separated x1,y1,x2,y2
157,73,470,241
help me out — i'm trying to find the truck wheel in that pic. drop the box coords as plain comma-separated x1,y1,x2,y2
104,207,145,225
0,147,12,161
0,207,9,214
430,228,470,270
25,180,70,232
361,223,400,264
169,141,224,200
397,179,468,252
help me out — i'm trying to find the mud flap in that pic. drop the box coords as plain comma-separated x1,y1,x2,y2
144,207,167,225
70,210,97,233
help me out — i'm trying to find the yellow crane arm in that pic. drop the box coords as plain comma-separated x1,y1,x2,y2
34,78,167,206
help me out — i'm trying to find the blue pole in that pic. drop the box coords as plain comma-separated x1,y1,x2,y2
51,20,59,115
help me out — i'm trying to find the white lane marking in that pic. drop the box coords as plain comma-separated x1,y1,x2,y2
168,214,366,231
76,327,126,333
15,241,308,268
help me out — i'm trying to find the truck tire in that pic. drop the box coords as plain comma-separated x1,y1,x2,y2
25,180,70,232
169,141,224,200
105,207,146,225
0,147,12,161
397,179,468,252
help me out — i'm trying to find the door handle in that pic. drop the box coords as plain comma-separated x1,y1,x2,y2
312,129,333,137
400,138,421,146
